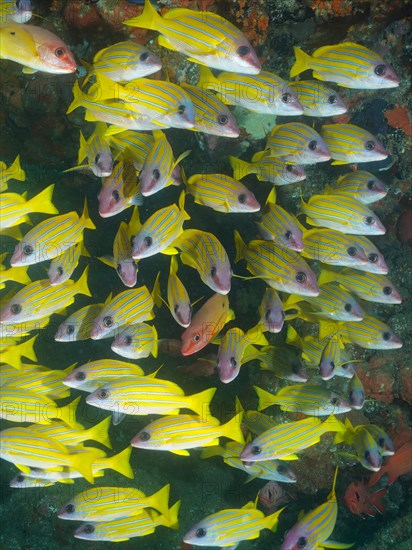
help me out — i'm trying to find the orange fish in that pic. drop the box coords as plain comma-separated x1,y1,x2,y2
180,294,234,356
344,480,386,517
368,440,412,487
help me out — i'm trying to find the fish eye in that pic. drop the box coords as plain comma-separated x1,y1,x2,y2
237,45,250,57
281,92,291,103
57,266,64,276
364,216,375,225
238,193,247,204
355,491,361,501
297,536,307,549
374,64,386,76
139,52,149,61
295,271,307,283
277,463,287,473
286,165,294,172
252,445,261,455
95,153,100,164
285,230,292,240
16,475,25,482
347,246,357,257
308,140,317,151
84,524,95,534
174,304,180,314
230,357,237,368
196,528,207,538
153,168,160,180
124,335,132,345
97,388,109,399
103,316,113,327
330,361,335,370
192,333,201,342
364,450,370,459
140,431,150,441
75,371,86,380
344,303,352,312
210,266,217,277
217,114,228,125
378,437,385,448
23,244,33,256
382,331,391,341
65,504,75,514
265,309,272,321
116,263,122,274
367,179,376,190
112,190,120,202
328,94,337,104
383,286,392,295
11,304,22,315
66,325,75,334
368,253,378,263
55,48,65,57
331,397,339,405
177,104,186,114
144,236,153,247
365,141,375,151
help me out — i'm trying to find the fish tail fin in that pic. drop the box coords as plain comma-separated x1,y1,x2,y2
80,197,96,230
229,156,252,181
322,414,348,443
8,155,26,182
87,416,112,449
66,80,85,114
9,265,31,286
74,265,91,297
187,387,217,418
265,506,286,532
105,446,134,478
28,184,59,215
178,190,190,221
200,445,225,459
152,271,163,308
162,500,181,530
233,229,246,262
290,46,312,77
150,325,158,358
58,396,81,427
253,385,276,411
123,0,163,29
149,484,171,519
245,324,269,346
318,268,337,285
2,334,37,370
69,450,95,484
285,325,303,350
197,65,221,94
221,412,244,444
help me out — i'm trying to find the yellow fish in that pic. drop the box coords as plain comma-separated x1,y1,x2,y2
290,41,399,89
0,184,57,230
124,0,261,74
111,323,158,360
0,155,25,191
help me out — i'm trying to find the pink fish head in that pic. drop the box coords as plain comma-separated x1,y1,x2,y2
173,301,192,328
280,523,312,550
34,27,77,74
217,353,240,384
92,150,114,178
116,259,138,288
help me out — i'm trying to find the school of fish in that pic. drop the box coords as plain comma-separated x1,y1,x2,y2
0,0,406,548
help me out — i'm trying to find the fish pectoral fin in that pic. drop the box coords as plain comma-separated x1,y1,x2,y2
22,67,38,74
331,160,349,166
112,411,126,425
161,247,179,255
322,541,355,549
170,449,190,456
280,453,300,461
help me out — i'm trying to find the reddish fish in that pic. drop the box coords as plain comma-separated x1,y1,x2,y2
368,440,412,487
258,482,297,512
180,293,233,356
0,23,77,74
344,480,386,517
